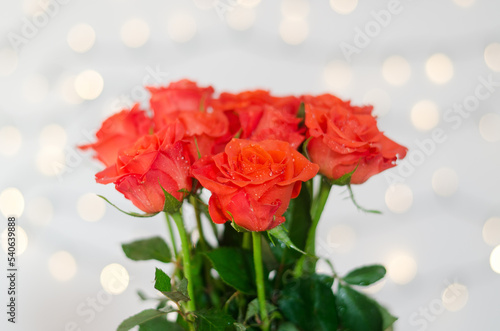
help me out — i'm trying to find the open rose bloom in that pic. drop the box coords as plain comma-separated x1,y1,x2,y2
81,79,407,331
81,79,406,228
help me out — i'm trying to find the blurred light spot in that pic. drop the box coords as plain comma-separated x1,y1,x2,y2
385,184,413,213
238,0,261,7
75,70,104,100
382,55,411,86
330,0,358,14
0,126,22,157
40,124,67,149
101,263,130,295
193,0,216,10
327,224,356,254
191,228,200,244
432,167,459,197
22,0,42,15
363,88,391,117
483,217,500,246
315,259,331,274
67,23,96,53
59,75,83,104
26,197,53,226
0,48,18,76
226,7,256,31
453,0,475,7
490,246,500,274
484,42,500,72
282,0,309,19
0,187,25,218
425,53,454,84
411,100,440,131
479,113,500,142
77,193,105,222
36,146,65,176
167,12,197,43
361,279,386,294
324,60,352,92
49,251,77,281
121,19,150,48
387,252,417,285
1,226,28,255
442,283,469,312
279,18,308,45
23,74,49,103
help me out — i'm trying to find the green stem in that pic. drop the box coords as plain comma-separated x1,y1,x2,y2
242,232,251,250
190,196,208,250
294,179,332,277
171,211,196,312
252,232,270,331
165,214,179,259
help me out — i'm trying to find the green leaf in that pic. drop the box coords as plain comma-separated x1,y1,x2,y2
117,309,168,331
302,137,312,161
268,225,306,255
343,265,386,286
233,323,246,331
245,298,277,322
98,195,159,218
336,284,383,331
162,278,190,303
195,310,235,331
278,275,338,331
122,237,172,263
160,185,183,214
138,316,185,331
330,166,357,186
277,323,301,331
154,268,172,292
373,301,398,330
154,270,190,303
205,247,256,295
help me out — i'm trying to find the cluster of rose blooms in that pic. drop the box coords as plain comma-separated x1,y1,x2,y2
81,80,407,232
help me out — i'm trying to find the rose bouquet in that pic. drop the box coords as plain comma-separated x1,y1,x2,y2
81,79,407,331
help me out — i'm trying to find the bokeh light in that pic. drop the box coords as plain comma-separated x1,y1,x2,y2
49,251,77,281
432,167,459,197
387,252,417,285
121,19,150,48
385,184,413,213
490,245,500,274
327,224,356,254
1,226,28,256
479,113,500,142
279,18,309,45
226,7,256,31
100,263,130,295
484,42,500,72
0,48,18,76
483,217,500,246
425,53,454,84
382,55,411,86
67,23,96,53
36,146,66,176
442,282,469,312
329,0,358,14
74,70,104,100
40,124,67,149
167,12,197,43
0,187,25,218
77,193,106,222
411,100,440,131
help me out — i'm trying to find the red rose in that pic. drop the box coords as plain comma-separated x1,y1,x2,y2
79,104,153,167
148,79,214,124
303,94,407,184
212,90,303,148
96,123,192,213
192,139,319,232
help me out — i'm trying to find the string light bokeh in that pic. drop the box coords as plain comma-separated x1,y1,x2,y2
0,1,499,330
